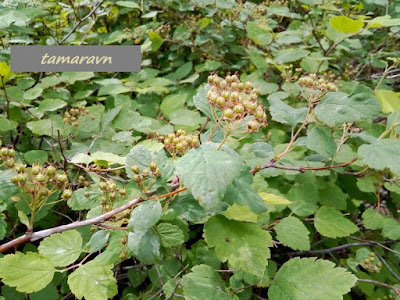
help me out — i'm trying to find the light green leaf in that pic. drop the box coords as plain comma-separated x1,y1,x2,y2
193,84,212,119
148,32,163,51
0,118,18,132
156,223,185,247
0,252,55,293
268,257,357,300
306,127,336,158
382,218,400,240
128,200,162,232
24,150,48,164
259,193,292,205
268,99,307,126
38,230,83,267
274,216,310,251
61,72,94,84
18,211,29,227
315,90,381,126
274,49,310,64
367,15,400,28
24,87,43,100
314,206,358,238
115,1,140,9
223,203,258,223
204,215,272,277
358,139,400,176
85,230,110,252
375,90,400,113
181,265,231,300
362,208,384,230
128,229,161,264
38,98,67,112
160,94,186,118
329,16,364,34
175,145,242,210
247,21,272,46
67,260,118,300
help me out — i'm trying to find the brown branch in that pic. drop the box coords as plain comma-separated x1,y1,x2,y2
59,0,103,44
0,183,181,253
357,279,400,296
251,157,358,175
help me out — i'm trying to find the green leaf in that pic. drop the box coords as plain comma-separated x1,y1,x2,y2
38,99,67,112
0,252,55,293
0,117,18,132
274,49,310,64
193,84,213,119
24,87,43,100
24,150,48,164
115,1,140,9
129,200,162,232
67,260,118,300
268,257,357,300
306,127,336,158
362,208,384,230
181,265,231,300
375,90,400,113
156,223,185,247
204,215,272,277
175,145,242,210
85,230,110,252
315,90,381,126
288,183,319,217
61,72,94,84
274,216,310,251
329,16,364,34
18,210,29,227
160,94,186,118
69,187,102,210
223,167,267,214
314,206,358,238
247,21,272,46
128,229,161,264
358,139,400,176
367,15,400,28
268,99,307,126
382,218,400,240
38,230,83,267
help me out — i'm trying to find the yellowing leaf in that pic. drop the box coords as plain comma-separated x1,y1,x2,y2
223,203,258,223
375,89,400,113
259,192,292,205
329,16,364,34
0,62,13,86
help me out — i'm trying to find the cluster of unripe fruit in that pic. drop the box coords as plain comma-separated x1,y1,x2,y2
131,161,161,190
362,252,382,273
10,163,72,200
0,144,16,169
207,73,267,133
63,106,90,127
97,179,126,213
160,129,200,157
298,73,338,92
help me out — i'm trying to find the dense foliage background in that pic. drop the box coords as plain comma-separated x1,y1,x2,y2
0,0,400,299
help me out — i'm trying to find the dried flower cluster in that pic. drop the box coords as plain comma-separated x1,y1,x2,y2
298,73,338,92
207,73,267,133
160,129,200,157
63,106,90,127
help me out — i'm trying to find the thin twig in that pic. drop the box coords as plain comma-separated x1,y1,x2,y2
357,278,400,295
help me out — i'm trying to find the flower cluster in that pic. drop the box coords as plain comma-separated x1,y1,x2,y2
160,129,200,157
298,73,338,92
63,106,90,127
207,73,267,133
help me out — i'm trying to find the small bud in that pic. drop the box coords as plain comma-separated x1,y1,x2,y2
176,142,184,150
131,164,140,174
233,104,244,114
0,147,8,156
5,159,15,168
133,174,141,183
56,173,68,183
109,191,116,200
119,188,126,196
99,182,108,190
8,149,15,157
108,181,117,191
46,166,57,177
149,161,157,172
142,169,149,177
11,175,19,184
17,174,26,183
35,174,46,182
223,108,234,119
216,96,225,106
62,189,73,199
84,191,90,198
14,163,26,173
31,164,41,176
